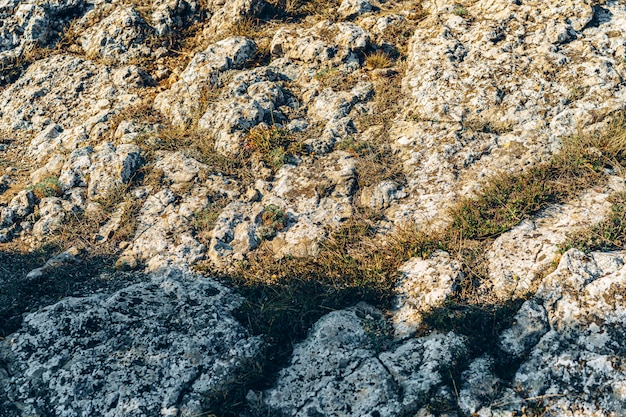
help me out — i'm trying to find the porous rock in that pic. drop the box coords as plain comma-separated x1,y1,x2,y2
262,303,466,416
0,268,262,417
472,249,626,416
392,251,464,337
154,36,257,128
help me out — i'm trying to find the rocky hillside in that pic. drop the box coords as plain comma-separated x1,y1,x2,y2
2,0,626,415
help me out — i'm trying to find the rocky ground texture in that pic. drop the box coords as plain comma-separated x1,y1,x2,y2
2,0,626,416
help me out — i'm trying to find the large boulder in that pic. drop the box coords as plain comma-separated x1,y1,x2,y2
262,303,467,416
0,268,262,417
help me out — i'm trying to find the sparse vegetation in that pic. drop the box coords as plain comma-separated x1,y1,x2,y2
3,2,626,415
365,50,393,69
453,5,469,17
313,66,358,90
267,0,341,20
27,176,63,200
258,204,287,240
197,112,626,415
463,116,515,135
228,17,258,37
560,191,626,253
245,125,302,171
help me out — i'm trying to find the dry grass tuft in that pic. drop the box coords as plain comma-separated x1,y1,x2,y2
245,125,303,171
27,176,63,200
365,50,393,69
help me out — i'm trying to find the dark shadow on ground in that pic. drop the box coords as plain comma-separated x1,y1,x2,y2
0,246,137,338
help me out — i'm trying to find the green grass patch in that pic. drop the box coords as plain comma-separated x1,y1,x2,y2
27,176,63,200
449,131,623,239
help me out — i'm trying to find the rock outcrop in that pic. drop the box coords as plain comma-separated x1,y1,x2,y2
2,0,626,415
0,268,262,417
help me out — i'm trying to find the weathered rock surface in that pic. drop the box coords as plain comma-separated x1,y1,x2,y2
0,0,89,70
484,176,625,302
261,303,466,417
0,268,262,417
78,6,153,62
154,36,257,128
1,54,141,137
2,0,626,415
393,251,464,337
393,0,626,225
465,249,626,416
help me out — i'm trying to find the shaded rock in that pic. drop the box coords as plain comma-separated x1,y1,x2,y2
263,303,466,416
476,249,626,416
25,246,80,281
499,299,549,358
32,197,65,237
457,356,503,416
0,268,262,417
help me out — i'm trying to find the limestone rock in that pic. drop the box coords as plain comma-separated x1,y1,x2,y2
78,7,153,63
338,0,373,20
154,36,257,128
86,142,143,200
203,0,267,38
0,268,262,417
393,0,626,226
360,180,407,210
0,0,89,72
262,303,466,416
151,0,200,36
270,20,371,65
266,153,357,259
32,197,65,237
1,54,141,141
305,82,373,153
393,251,464,337
121,188,209,270
154,151,208,185
485,178,624,302
197,67,290,156
473,249,626,416
208,201,264,268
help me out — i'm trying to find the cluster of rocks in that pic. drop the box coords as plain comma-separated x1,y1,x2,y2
2,0,626,415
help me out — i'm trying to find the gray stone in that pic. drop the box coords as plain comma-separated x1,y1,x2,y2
263,303,466,416
338,0,373,19
0,268,262,417
154,36,257,128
